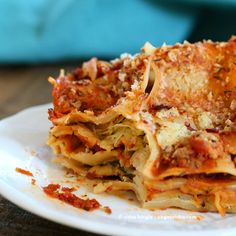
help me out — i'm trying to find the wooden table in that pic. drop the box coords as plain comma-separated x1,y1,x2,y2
0,64,97,236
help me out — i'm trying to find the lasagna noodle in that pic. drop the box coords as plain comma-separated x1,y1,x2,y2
48,37,236,214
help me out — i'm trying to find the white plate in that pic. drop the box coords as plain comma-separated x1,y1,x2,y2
0,104,236,236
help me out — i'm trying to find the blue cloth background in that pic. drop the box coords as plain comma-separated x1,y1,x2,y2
0,0,235,63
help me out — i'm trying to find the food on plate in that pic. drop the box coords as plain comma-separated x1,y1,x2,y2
48,36,236,215
15,167,33,177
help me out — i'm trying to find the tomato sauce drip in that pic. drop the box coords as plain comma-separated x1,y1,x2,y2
103,206,112,214
61,187,75,193
43,184,101,211
15,167,33,177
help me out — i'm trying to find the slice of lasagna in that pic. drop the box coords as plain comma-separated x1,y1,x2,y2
48,37,236,215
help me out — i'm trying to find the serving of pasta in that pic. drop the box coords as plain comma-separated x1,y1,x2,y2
48,37,236,216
